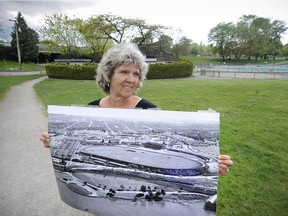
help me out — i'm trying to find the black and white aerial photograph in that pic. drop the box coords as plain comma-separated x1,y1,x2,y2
48,105,220,216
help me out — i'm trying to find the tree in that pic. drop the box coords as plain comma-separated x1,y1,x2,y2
230,20,250,59
40,12,83,57
190,43,200,55
250,16,271,60
239,15,287,60
209,15,287,60
282,44,288,58
172,36,193,57
208,22,235,61
10,12,39,62
158,35,173,53
74,17,113,62
39,13,170,61
131,19,166,47
96,14,134,43
190,42,213,56
94,14,166,47
267,19,287,59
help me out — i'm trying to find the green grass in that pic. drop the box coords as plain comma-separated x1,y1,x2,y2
34,78,288,216
0,60,45,71
0,74,46,99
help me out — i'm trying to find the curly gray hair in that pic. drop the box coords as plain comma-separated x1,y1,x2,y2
96,43,149,94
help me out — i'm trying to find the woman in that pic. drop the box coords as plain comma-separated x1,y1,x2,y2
41,42,233,176
88,42,157,109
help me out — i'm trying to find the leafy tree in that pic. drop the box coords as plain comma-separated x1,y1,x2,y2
209,15,287,60
251,16,272,60
231,20,250,59
10,12,39,62
40,12,83,57
131,19,166,47
239,15,287,60
96,14,133,43
267,19,287,59
235,15,257,59
74,17,113,62
172,36,193,57
282,43,288,57
158,35,173,53
95,14,166,47
208,22,235,61
190,42,200,55
186,42,211,56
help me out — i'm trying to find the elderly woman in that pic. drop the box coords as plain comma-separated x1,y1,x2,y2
41,42,233,176
88,42,156,109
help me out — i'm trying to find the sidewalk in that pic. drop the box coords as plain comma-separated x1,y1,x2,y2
0,71,45,76
0,77,91,216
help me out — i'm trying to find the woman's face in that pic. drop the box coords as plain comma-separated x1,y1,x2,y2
110,63,140,98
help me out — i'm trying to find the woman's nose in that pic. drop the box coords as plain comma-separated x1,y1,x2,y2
126,72,135,82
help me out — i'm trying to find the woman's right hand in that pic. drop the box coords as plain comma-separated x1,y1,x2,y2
40,132,51,148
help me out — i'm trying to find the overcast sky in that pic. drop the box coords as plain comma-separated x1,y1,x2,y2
1,0,288,44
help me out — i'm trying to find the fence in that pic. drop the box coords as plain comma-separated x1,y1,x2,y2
196,64,288,79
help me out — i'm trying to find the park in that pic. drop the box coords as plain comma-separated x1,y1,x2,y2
0,60,287,215
0,7,288,216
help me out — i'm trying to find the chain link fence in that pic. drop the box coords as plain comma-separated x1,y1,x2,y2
195,64,288,79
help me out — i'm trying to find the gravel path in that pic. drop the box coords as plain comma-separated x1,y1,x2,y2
0,77,91,216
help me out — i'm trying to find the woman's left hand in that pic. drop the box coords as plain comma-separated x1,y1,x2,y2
218,154,233,176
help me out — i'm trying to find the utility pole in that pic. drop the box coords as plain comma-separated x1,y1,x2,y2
9,19,22,69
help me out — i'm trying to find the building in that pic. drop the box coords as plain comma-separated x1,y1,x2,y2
140,41,179,62
38,43,61,63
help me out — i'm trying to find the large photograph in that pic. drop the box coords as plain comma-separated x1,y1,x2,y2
48,105,220,216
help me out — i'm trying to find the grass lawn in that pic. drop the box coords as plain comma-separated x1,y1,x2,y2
0,74,46,99
0,60,45,71
34,78,288,216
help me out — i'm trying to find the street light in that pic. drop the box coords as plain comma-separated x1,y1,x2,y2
9,19,22,69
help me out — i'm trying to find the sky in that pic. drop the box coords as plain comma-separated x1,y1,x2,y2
1,0,288,45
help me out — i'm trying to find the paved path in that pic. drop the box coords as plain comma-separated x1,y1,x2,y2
0,71,45,76
0,77,91,216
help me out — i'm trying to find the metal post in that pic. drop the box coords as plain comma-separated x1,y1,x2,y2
9,19,21,69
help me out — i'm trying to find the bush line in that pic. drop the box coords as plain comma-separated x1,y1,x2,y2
45,61,193,80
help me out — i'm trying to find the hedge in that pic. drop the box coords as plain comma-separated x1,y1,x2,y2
45,61,193,80
45,63,97,80
147,61,193,79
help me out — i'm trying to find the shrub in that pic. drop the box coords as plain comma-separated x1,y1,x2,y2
147,61,193,79
45,61,193,80
45,63,97,80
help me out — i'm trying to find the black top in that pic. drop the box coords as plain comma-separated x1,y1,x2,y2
88,98,157,109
